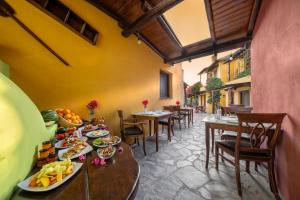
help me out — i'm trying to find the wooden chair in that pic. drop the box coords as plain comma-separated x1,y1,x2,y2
221,106,253,141
171,105,186,130
117,110,147,156
159,106,174,138
215,113,286,199
180,108,190,127
210,106,253,154
221,106,253,116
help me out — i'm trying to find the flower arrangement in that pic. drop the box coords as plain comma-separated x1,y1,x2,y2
142,99,149,107
87,100,98,120
142,99,149,113
176,100,180,106
87,100,98,110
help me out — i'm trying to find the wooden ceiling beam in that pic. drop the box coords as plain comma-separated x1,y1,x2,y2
86,0,167,59
142,0,182,50
247,0,262,36
204,0,216,45
165,37,251,64
122,0,183,37
136,32,166,59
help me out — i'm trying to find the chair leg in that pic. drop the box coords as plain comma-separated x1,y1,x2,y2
269,160,280,199
255,162,259,172
161,125,164,133
171,125,174,136
235,160,242,196
137,138,140,146
221,150,224,162
178,119,181,130
215,144,219,170
268,162,274,193
246,161,250,173
142,136,146,156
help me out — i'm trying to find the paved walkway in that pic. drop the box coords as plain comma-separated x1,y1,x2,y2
133,113,275,200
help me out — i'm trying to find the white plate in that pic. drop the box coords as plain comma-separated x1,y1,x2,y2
86,130,109,138
109,137,121,146
55,137,88,149
80,125,99,133
17,162,83,192
58,144,93,160
97,147,116,160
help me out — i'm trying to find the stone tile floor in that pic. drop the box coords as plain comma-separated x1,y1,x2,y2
133,113,275,200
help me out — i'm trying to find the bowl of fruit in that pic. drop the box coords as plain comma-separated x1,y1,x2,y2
56,108,83,128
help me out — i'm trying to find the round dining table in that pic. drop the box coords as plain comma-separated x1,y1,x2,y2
11,142,140,200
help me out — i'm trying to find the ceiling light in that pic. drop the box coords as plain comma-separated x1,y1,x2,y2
137,33,142,45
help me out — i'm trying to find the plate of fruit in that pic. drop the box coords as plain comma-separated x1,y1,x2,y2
92,138,109,148
86,130,109,138
58,143,93,160
18,160,82,192
56,108,83,128
97,146,116,160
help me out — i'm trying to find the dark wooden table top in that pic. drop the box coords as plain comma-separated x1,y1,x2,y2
11,142,140,200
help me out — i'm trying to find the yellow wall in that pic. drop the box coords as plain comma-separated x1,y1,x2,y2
0,0,184,136
219,58,245,82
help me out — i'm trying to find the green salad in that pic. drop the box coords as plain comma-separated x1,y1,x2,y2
93,138,108,146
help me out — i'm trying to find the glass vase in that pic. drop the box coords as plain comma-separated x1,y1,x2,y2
89,110,95,121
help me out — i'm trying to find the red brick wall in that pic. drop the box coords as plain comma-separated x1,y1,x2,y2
251,0,300,199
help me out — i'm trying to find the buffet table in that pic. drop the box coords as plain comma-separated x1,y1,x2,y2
11,143,140,200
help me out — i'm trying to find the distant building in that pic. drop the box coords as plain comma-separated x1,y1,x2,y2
197,49,251,113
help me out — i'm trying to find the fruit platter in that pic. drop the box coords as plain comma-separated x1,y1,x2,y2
56,108,83,128
97,146,116,160
86,130,109,138
58,143,93,160
18,160,83,192
55,136,88,149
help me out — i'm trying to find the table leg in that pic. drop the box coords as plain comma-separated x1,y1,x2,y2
154,119,159,152
205,123,210,169
149,120,152,136
211,128,215,153
167,117,171,142
191,109,194,125
188,111,190,128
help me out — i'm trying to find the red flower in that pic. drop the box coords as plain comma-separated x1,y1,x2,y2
176,100,180,105
142,99,149,106
87,100,98,110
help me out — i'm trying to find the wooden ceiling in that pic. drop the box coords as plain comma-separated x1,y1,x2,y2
86,0,262,64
